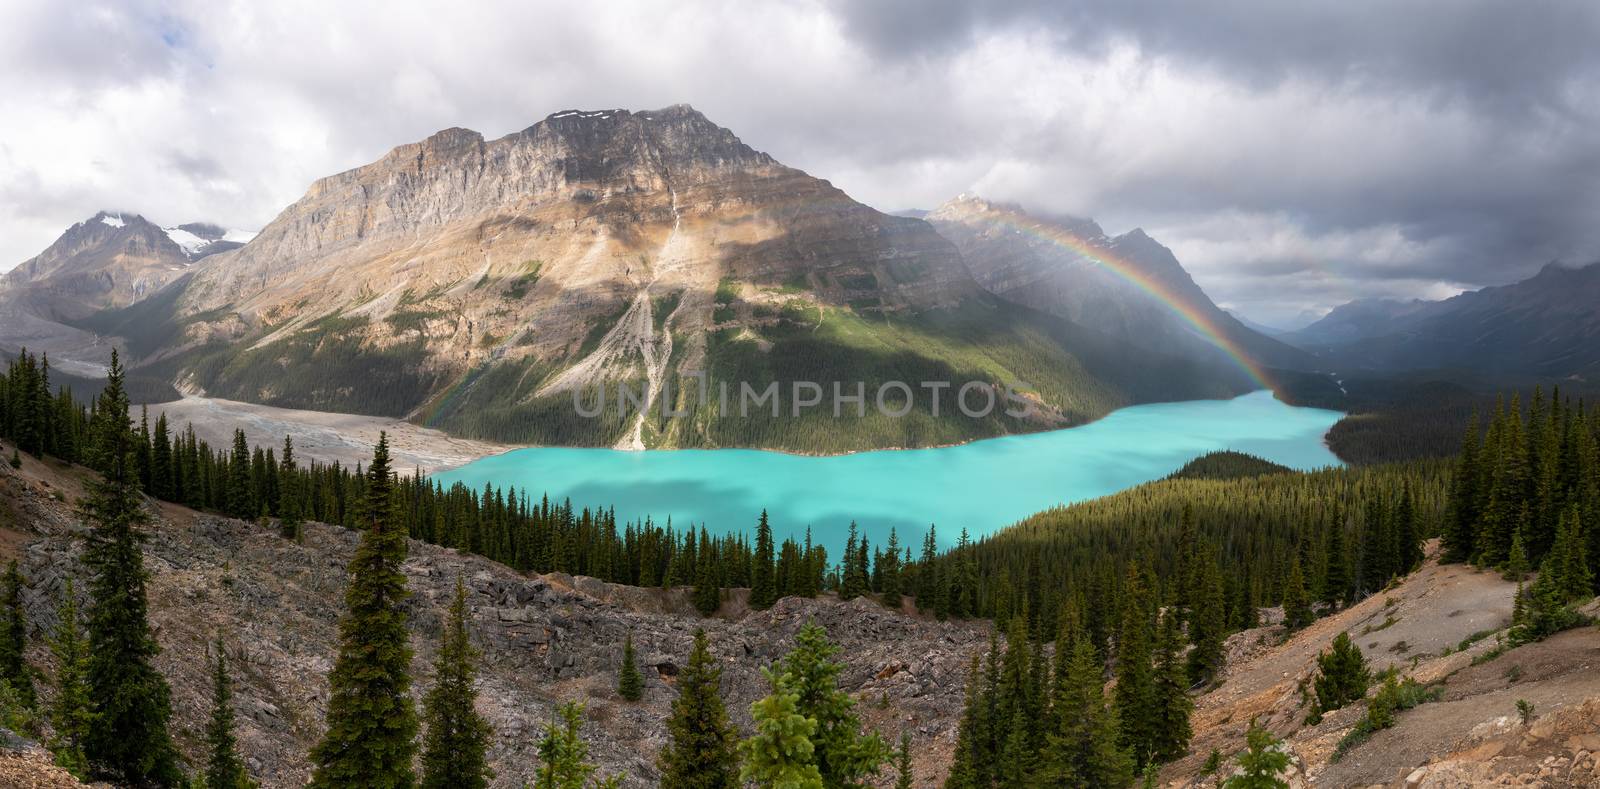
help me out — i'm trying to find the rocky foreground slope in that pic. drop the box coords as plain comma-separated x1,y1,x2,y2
0,452,980,787
1171,544,1600,788
6,446,1600,787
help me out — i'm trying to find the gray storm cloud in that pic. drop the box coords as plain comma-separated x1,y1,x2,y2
2,0,1597,326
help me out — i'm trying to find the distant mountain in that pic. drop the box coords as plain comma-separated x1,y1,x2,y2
1281,297,1438,348
78,105,1252,451
0,211,255,372
925,196,1313,374
1224,309,1291,338
1295,262,1600,380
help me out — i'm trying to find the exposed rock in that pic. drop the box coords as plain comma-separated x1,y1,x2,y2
2,458,981,787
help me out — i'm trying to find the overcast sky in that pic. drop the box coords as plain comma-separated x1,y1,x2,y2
4,0,1599,326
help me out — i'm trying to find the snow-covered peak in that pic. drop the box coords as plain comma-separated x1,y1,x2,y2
164,226,211,256
99,213,126,228
162,221,259,260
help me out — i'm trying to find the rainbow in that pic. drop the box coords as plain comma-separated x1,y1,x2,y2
977,211,1278,393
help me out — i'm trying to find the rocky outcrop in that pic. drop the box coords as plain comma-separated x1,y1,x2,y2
2,455,980,787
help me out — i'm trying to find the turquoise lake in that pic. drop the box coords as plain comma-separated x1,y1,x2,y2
432,390,1343,556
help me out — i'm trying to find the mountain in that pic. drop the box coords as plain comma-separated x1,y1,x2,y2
925,196,1313,375
1289,262,1600,380
1223,308,1290,338
96,105,1251,451
1280,296,1438,348
0,212,257,373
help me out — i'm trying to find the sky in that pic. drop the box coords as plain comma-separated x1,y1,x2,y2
3,1,1599,327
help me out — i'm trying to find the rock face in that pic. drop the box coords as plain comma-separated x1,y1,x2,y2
926,195,1311,373
55,105,1250,449
2,456,981,787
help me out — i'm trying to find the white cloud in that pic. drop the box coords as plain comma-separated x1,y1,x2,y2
2,0,1597,324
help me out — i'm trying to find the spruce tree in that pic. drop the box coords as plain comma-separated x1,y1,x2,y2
47,580,92,780
1313,633,1369,713
777,622,888,786
78,355,182,786
1503,528,1531,582
893,732,913,789
944,655,984,789
279,435,303,542
1041,639,1132,787
1114,566,1156,769
658,629,739,789
740,670,823,789
751,510,777,610
693,528,721,616
533,702,619,789
310,433,419,788
1282,558,1313,631
879,528,902,610
420,578,492,789
1187,554,1227,686
1151,610,1193,764
618,634,643,702
204,637,256,789
226,428,255,520
0,560,33,710
1322,517,1350,607
1222,720,1289,789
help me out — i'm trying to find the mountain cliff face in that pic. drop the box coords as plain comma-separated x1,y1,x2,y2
0,212,197,322
1288,262,1600,379
926,196,1311,374
102,105,1247,450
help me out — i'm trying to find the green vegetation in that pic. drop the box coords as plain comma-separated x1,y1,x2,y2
658,629,740,788
533,702,620,788
618,634,643,702
78,353,184,785
310,434,419,788
1167,450,1292,480
1330,671,1441,762
1223,721,1290,788
1312,633,1370,717
421,578,492,789
204,637,257,789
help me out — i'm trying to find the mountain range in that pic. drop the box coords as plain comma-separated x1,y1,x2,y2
2,105,1326,450
1283,261,1600,382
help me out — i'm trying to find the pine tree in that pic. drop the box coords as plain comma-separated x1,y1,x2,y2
1282,558,1314,631
1503,528,1531,582
46,580,92,780
1114,565,1156,769
1041,639,1133,787
1443,417,1482,563
533,702,619,789
0,560,33,710
420,578,492,789
1546,505,1592,601
1222,720,1289,789
1151,610,1193,764
893,732,913,789
204,637,256,789
944,655,984,789
659,629,740,789
751,511,778,610
226,428,255,520
693,528,722,616
78,354,182,786
310,434,419,789
840,523,868,602
880,528,902,610
279,435,303,542
1187,554,1227,686
1322,517,1350,607
1313,633,1369,713
618,634,643,702
740,670,823,789
777,622,889,786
